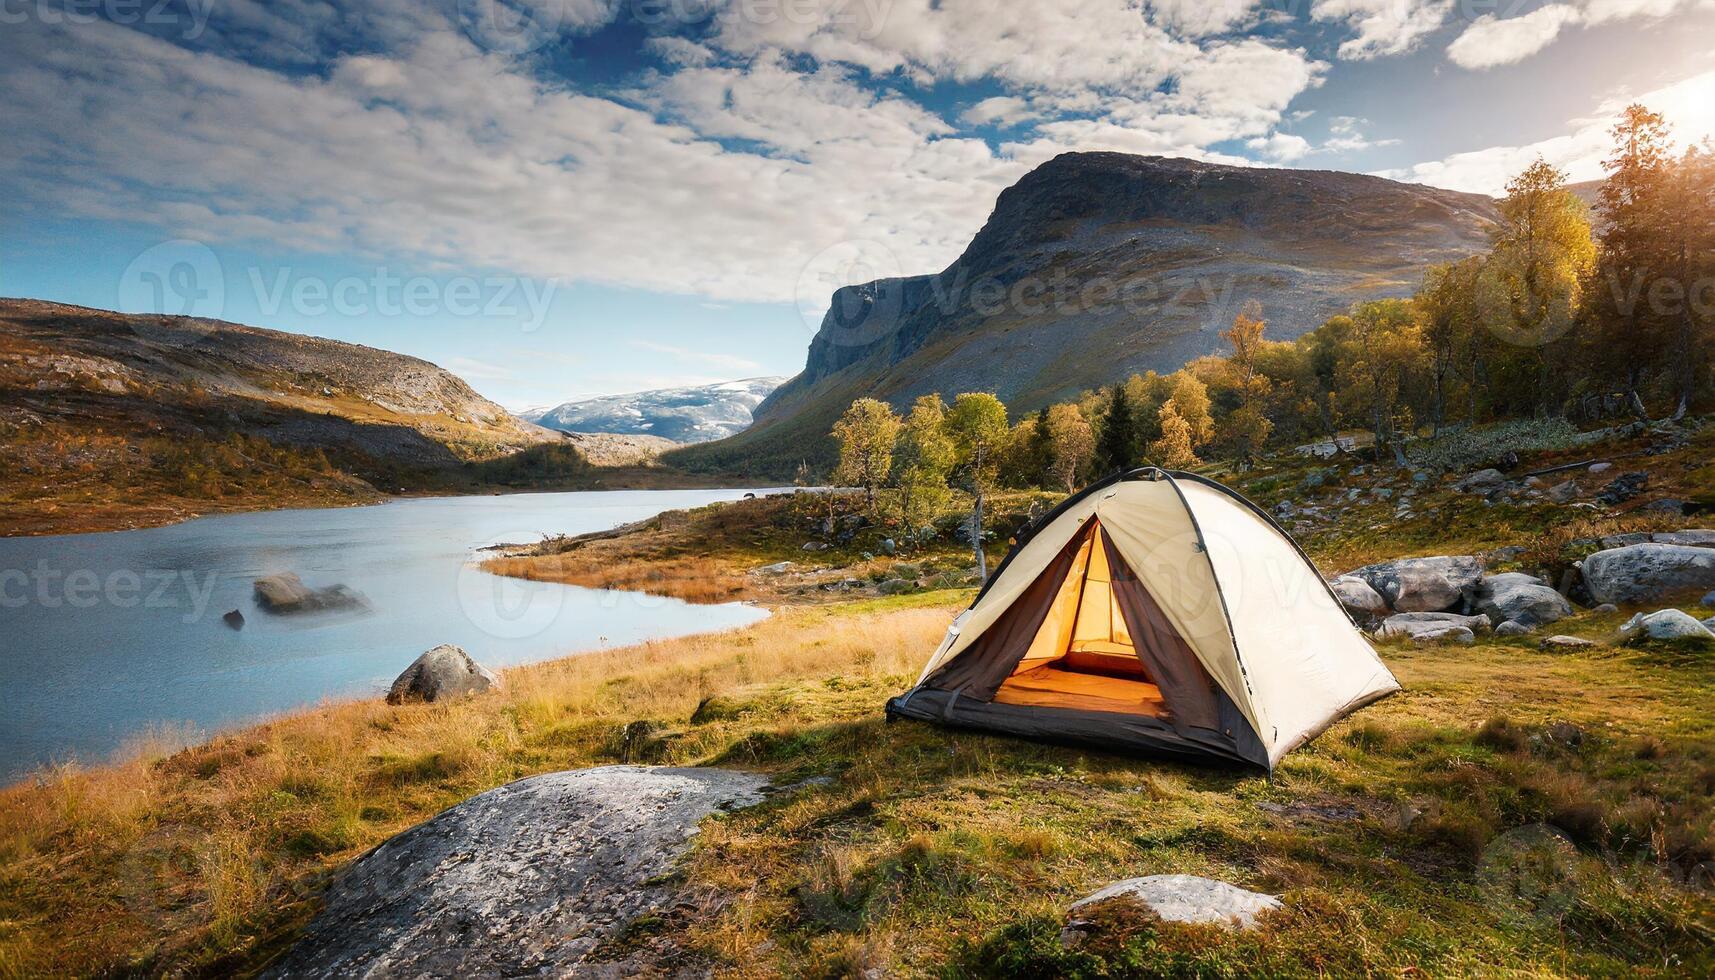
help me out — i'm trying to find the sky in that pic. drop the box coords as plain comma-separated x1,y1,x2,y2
2,0,1713,410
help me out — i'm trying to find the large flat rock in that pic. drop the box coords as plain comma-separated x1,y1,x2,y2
1583,544,1715,606
267,766,770,978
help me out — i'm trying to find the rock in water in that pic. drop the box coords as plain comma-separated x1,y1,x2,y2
267,766,771,978
1065,875,1280,931
386,645,500,704
222,609,244,630
1582,544,1715,606
252,573,365,614
1474,573,1572,627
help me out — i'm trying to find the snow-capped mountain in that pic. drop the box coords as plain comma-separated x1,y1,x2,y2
519,377,788,443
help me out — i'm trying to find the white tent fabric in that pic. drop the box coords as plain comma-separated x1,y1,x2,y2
900,470,1399,768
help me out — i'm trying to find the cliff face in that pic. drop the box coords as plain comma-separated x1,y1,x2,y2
522,377,787,444
679,152,1496,476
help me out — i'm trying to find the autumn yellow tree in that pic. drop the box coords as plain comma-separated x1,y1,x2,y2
1219,301,1273,464
1334,299,1425,465
831,398,901,517
1148,371,1213,468
945,392,1010,579
891,394,954,541
1044,403,1095,491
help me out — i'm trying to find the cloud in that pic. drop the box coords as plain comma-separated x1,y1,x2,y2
1377,67,1715,194
1144,0,1263,37
960,96,1039,128
1321,116,1402,153
1447,0,1715,71
0,0,1329,312
1247,132,1312,161
629,340,763,373
1312,0,1454,60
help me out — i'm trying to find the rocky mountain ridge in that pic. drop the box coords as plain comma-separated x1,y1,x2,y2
673,152,1499,476
523,376,786,443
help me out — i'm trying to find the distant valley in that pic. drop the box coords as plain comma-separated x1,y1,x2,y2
521,377,786,444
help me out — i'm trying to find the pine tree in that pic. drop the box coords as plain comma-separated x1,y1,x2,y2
1095,385,1133,474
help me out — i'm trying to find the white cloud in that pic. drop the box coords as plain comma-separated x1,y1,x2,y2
1448,5,1583,70
1144,0,1263,37
642,36,716,67
1248,132,1312,161
1312,0,1454,60
629,340,763,373
1377,67,1715,194
1447,0,1714,70
960,96,1039,128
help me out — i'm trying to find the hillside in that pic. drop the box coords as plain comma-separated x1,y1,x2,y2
670,153,1498,476
522,377,786,443
0,299,559,533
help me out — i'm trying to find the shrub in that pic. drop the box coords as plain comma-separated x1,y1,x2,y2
1408,418,1580,473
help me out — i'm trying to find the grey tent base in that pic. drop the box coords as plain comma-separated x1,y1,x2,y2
885,689,1268,771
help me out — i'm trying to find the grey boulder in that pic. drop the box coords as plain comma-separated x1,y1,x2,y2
387,645,501,704
1540,635,1598,650
1547,480,1579,504
1065,874,1280,931
1346,556,1484,613
1378,612,1488,638
1474,572,1572,627
1412,626,1476,646
253,572,365,614
1651,530,1715,549
267,766,771,978
1454,469,1508,493
1582,544,1715,606
1329,575,1389,620
1494,620,1534,637
1618,609,1715,642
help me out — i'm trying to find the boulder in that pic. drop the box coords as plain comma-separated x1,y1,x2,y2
1596,472,1648,506
1547,480,1579,504
266,767,770,978
1454,469,1508,493
1618,609,1715,642
1582,544,1715,606
253,572,365,614
387,645,501,704
1329,575,1389,621
1640,499,1686,515
1474,572,1573,627
1588,461,1613,474
1592,603,1619,615
1494,620,1533,637
1540,635,1598,651
1065,875,1280,932
1652,530,1715,549
801,541,829,552
1346,556,1484,613
1412,626,1475,646
748,561,794,576
1378,612,1489,638
1599,532,1651,549
222,609,245,630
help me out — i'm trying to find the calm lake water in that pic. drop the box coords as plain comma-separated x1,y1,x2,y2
0,489,781,781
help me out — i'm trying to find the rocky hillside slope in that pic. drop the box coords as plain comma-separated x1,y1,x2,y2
0,299,559,532
523,377,785,443
673,153,1498,476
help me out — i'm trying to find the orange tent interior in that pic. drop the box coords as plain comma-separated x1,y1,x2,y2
990,521,1170,718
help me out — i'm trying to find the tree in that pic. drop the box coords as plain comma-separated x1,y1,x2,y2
1147,371,1213,468
1479,157,1596,414
1219,301,1273,464
831,398,901,517
1591,103,1674,414
891,395,954,543
1416,258,1483,432
945,392,1009,581
1660,142,1715,412
1334,299,1425,465
1095,384,1135,474
1044,403,1095,492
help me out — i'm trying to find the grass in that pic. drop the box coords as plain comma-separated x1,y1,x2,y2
2,591,1711,977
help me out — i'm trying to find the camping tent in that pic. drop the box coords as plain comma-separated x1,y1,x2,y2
886,468,1399,771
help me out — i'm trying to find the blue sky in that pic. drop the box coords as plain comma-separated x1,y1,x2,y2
2,0,1713,410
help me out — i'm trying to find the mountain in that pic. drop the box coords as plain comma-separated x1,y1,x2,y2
0,298,559,532
669,152,1499,476
522,377,787,443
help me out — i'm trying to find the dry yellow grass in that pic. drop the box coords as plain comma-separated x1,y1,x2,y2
484,552,752,604
0,596,957,977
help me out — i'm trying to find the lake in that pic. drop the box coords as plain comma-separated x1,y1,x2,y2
0,489,781,781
